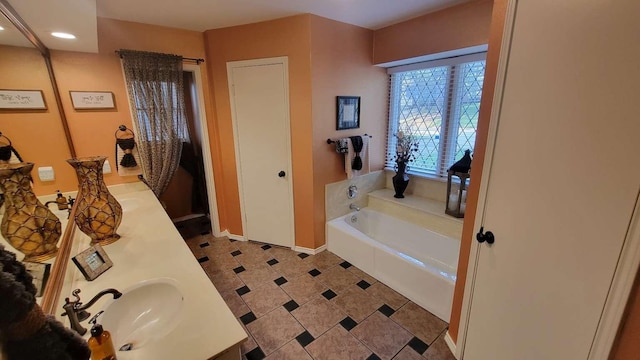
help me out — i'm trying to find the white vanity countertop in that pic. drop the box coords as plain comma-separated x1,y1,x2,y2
62,184,247,359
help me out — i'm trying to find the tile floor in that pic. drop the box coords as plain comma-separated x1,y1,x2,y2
184,234,456,360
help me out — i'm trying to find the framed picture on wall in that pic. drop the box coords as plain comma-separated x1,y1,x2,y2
0,89,47,110
336,96,360,130
69,91,115,110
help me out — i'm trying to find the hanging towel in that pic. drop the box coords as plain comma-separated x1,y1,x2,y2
349,136,363,170
116,145,142,176
345,136,370,179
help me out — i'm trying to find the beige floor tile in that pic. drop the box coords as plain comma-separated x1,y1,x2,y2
347,266,378,285
246,307,305,355
422,334,456,360
291,295,346,338
237,266,280,290
315,265,359,293
203,253,240,275
241,284,291,317
236,240,268,257
332,285,384,322
392,346,424,360
266,246,304,263
280,273,327,305
308,251,343,271
391,302,447,345
220,290,250,318
366,282,409,310
208,270,245,294
203,236,239,254
305,325,372,360
352,312,413,360
240,323,257,354
263,339,312,360
272,257,315,279
234,252,270,270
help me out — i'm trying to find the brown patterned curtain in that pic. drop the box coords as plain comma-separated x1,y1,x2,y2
119,50,189,196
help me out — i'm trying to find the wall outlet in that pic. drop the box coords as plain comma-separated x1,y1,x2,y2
38,166,55,181
103,160,112,174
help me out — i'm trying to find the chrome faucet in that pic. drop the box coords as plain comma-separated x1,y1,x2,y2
349,203,361,211
61,288,122,335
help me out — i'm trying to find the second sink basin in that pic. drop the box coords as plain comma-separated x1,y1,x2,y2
101,278,184,350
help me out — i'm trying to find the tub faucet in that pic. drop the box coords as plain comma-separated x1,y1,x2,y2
61,288,122,335
349,203,360,211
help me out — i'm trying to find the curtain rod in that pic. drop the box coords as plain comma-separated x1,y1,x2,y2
114,51,204,64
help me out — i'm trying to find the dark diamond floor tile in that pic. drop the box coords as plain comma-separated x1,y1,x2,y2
366,354,381,360
231,250,242,256
378,304,395,317
236,285,251,296
234,265,246,274
308,269,321,277
298,253,309,259
408,336,429,355
296,330,315,347
283,299,299,312
199,242,210,248
340,316,358,331
197,256,209,263
322,289,337,300
245,346,265,360
267,258,279,266
261,244,272,250
340,261,352,269
230,239,237,242
357,280,371,289
240,311,257,325
274,276,288,286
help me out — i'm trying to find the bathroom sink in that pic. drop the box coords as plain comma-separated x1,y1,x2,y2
101,278,184,350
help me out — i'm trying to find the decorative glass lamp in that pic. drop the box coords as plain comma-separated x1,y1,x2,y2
446,150,472,218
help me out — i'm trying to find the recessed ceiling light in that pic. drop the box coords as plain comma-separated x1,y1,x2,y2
0,26,4,31
51,32,76,39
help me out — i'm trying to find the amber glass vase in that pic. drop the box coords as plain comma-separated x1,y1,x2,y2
0,163,61,261
67,156,122,245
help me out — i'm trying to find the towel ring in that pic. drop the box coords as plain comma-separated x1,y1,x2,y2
0,132,12,147
115,125,135,139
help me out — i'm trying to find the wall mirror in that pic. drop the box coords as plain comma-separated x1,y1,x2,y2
0,0,79,315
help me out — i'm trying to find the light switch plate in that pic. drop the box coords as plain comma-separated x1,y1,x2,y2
103,160,112,174
38,166,55,181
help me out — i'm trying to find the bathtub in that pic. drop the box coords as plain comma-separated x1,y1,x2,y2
327,208,459,322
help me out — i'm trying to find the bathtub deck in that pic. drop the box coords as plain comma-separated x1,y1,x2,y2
184,235,456,360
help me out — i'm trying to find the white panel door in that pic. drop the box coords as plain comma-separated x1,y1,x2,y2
463,0,640,359
228,58,294,248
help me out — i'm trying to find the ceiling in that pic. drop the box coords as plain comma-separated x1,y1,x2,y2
1,0,469,53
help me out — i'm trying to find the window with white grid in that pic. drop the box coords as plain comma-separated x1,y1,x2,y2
386,53,486,177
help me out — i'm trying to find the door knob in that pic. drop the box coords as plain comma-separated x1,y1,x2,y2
278,171,286,178
476,227,495,244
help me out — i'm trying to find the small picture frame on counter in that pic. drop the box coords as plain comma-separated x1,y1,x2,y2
23,261,51,297
72,244,113,281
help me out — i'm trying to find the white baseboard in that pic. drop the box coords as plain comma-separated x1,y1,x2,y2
220,230,246,241
444,331,458,359
294,244,327,255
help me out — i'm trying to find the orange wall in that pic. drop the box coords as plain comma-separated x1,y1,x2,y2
0,17,214,202
309,15,388,248
373,0,493,65
447,0,507,342
0,45,75,195
204,15,314,245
